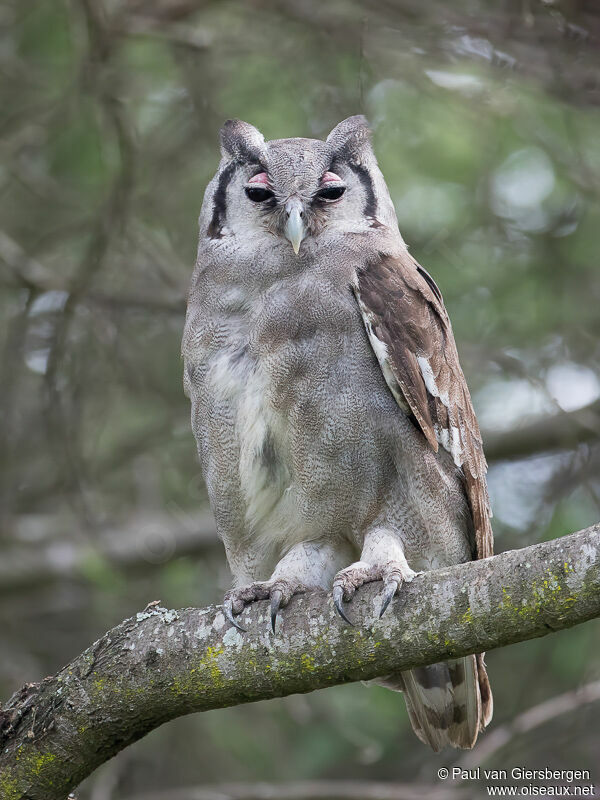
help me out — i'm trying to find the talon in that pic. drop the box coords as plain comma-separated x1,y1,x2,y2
332,585,354,626
223,599,247,632
270,589,283,633
378,579,398,618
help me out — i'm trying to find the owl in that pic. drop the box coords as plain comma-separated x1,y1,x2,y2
182,116,493,750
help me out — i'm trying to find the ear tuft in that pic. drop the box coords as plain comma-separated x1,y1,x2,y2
326,115,372,162
220,119,266,163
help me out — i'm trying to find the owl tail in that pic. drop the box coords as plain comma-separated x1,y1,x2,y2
377,654,492,751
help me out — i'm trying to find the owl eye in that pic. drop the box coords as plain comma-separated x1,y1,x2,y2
245,186,275,202
316,185,346,201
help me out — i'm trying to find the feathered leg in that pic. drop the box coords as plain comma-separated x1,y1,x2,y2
331,527,421,623
224,538,352,632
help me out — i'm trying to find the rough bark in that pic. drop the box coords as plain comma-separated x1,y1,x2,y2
1,526,599,800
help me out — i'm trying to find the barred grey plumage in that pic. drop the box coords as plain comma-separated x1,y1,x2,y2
182,116,493,750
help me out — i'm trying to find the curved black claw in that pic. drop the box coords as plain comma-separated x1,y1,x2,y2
223,598,247,633
270,589,283,633
378,579,398,619
332,585,354,626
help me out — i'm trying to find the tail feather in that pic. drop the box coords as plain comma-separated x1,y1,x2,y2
476,652,493,729
376,654,492,751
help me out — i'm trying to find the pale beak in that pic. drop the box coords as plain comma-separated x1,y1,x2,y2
284,197,306,255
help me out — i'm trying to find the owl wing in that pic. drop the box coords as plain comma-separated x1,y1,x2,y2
354,250,493,561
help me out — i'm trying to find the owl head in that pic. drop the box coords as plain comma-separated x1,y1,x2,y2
200,116,398,255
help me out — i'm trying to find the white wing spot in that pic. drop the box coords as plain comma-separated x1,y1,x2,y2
450,424,463,466
435,423,450,452
417,356,450,407
434,423,463,467
417,355,438,395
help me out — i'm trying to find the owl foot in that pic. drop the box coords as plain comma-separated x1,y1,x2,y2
223,579,305,633
332,560,420,624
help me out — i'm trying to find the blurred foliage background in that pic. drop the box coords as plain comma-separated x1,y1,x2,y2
1,0,600,797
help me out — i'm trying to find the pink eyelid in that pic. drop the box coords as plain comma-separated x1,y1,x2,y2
248,172,270,185
321,171,343,185
248,171,343,187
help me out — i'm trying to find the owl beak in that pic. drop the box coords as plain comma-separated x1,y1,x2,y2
284,197,306,255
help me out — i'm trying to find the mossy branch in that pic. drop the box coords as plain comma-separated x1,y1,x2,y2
1,526,599,800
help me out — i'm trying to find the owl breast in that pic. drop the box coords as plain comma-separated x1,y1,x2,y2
202,266,402,547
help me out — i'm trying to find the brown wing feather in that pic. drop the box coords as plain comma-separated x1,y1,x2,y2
355,250,493,560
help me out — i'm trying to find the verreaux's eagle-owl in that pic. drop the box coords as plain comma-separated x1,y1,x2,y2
182,116,493,750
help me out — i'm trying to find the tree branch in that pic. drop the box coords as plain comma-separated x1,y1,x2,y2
1,526,598,799
458,679,600,769
0,510,218,596
483,398,600,462
121,779,454,800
